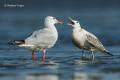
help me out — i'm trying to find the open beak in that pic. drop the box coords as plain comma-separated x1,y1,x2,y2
67,17,75,26
56,20,64,24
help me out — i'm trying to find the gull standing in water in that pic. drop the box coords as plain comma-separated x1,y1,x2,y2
10,16,64,61
67,17,113,60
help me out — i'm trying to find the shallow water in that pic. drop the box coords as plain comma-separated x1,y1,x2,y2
0,46,120,80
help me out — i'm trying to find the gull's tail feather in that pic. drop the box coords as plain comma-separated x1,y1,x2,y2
103,50,113,56
8,40,25,45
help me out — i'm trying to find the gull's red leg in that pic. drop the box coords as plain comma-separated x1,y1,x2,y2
42,50,46,61
32,51,36,61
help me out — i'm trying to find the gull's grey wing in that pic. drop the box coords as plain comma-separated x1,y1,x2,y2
85,33,106,52
25,28,56,47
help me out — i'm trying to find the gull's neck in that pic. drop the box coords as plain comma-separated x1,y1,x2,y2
73,26,82,32
44,22,58,36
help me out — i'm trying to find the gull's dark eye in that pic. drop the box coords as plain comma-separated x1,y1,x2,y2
53,17,56,19
76,21,78,23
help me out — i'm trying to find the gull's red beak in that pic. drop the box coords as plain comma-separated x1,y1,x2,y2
56,20,64,24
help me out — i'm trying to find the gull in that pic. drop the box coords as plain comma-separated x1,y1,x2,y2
67,17,113,60
10,16,64,61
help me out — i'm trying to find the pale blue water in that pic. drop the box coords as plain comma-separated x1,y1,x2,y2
0,0,120,80
0,46,120,80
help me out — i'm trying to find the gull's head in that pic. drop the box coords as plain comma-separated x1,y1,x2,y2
68,17,81,29
45,16,64,25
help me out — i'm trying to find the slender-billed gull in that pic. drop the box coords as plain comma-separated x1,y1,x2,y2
10,16,64,61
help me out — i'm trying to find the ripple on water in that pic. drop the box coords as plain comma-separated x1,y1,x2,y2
0,47,120,80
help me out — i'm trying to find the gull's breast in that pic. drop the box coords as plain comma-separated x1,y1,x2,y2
72,30,86,48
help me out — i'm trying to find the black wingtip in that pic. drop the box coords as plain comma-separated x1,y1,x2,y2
104,51,113,56
8,40,25,45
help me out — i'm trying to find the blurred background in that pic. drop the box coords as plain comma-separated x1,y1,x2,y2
0,0,120,80
0,0,120,48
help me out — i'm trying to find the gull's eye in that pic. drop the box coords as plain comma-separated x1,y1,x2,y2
76,21,79,23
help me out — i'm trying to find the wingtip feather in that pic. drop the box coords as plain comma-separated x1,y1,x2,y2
8,40,25,45
104,51,113,56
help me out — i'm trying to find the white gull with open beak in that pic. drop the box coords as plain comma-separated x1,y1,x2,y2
11,16,64,61
68,17,113,60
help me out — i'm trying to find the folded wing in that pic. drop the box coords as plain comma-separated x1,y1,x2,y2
85,32,106,52
25,28,56,47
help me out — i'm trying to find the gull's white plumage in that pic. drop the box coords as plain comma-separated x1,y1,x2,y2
24,25,58,50
68,17,113,60
12,16,63,61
